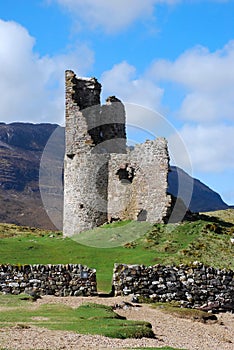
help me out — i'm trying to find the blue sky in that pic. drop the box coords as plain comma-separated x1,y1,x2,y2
0,0,234,205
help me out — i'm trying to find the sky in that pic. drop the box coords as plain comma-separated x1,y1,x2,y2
0,0,234,205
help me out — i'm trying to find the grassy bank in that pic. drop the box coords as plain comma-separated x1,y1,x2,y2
0,210,233,292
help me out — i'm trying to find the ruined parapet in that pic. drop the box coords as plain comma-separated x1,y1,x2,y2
107,138,171,222
98,96,127,154
65,70,102,156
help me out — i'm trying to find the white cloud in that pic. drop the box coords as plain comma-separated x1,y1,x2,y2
150,40,234,203
0,20,94,124
100,39,234,185
100,41,234,126
101,61,164,111
52,0,180,33
150,41,234,122
50,0,231,33
169,124,234,172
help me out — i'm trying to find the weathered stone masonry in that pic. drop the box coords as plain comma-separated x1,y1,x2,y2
0,264,97,296
112,263,234,308
108,139,171,223
63,70,171,236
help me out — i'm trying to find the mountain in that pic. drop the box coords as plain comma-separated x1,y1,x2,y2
0,122,60,230
0,122,231,229
168,166,229,213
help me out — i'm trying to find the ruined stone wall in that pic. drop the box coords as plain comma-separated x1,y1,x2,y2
112,263,234,308
0,264,97,296
64,71,128,236
63,70,171,236
108,138,171,222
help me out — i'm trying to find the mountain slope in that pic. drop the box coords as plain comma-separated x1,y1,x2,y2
168,166,229,212
0,122,59,229
0,122,231,229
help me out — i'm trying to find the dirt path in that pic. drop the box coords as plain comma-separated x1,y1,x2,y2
0,295,234,350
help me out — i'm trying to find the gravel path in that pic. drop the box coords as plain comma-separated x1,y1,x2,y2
0,295,233,350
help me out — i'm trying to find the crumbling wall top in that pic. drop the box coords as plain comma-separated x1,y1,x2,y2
65,70,126,155
65,70,101,110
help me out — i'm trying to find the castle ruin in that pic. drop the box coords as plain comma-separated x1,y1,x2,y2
63,70,172,236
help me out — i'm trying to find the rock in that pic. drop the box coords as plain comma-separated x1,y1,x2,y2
113,301,141,310
202,314,218,324
25,289,42,301
131,295,139,303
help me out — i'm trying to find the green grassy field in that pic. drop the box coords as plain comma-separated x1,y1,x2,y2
0,294,154,339
1,214,232,347
72,220,153,248
0,210,233,292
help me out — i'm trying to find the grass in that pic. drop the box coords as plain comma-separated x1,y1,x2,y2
202,209,234,225
0,294,154,339
0,223,156,292
0,210,233,292
149,302,214,323
72,220,153,248
141,219,234,269
0,223,59,239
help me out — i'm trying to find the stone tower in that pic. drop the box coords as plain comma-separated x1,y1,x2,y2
63,70,171,237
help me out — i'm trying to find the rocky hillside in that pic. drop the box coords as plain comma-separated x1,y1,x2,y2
0,123,60,229
0,122,230,229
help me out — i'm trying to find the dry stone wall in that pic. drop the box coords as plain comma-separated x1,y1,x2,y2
0,264,97,296
112,262,234,308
